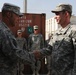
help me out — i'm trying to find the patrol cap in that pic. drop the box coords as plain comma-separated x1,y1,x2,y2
2,3,23,16
17,29,22,34
51,3,72,13
33,25,38,30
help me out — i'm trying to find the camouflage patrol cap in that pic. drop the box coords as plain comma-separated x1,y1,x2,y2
2,3,23,16
51,3,72,13
33,25,38,30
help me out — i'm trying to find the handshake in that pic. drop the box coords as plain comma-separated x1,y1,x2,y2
30,50,43,60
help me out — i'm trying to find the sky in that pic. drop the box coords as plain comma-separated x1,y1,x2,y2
0,0,76,19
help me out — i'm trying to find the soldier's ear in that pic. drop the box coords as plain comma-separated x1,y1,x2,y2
64,11,69,17
6,11,12,18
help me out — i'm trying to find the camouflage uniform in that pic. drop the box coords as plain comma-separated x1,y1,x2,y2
28,33,44,51
36,4,76,75
39,23,76,75
16,30,27,50
28,25,44,75
0,3,35,75
17,37,27,50
16,30,28,75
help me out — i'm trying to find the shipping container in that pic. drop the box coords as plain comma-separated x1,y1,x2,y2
0,12,47,74
0,12,45,38
10,13,45,40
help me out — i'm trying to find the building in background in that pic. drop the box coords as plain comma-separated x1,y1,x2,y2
70,15,76,25
46,15,76,40
46,17,58,39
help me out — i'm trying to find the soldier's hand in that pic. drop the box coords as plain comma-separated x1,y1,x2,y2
33,50,41,60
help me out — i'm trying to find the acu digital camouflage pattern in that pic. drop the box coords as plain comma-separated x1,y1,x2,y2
40,23,76,75
28,33,44,51
0,21,35,75
16,37,27,50
28,33,44,74
51,3,72,13
16,36,28,75
2,3,23,16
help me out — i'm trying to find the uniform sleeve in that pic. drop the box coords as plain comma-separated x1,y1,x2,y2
71,30,76,74
0,29,35,65
40,44,52,56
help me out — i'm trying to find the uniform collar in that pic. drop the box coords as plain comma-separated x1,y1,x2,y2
56,23,71,35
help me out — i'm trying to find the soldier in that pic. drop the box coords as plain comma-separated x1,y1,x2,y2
0,3,35,75
16,29,27,51
28,25,44,75
33,3,76,75
16,29,27,75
